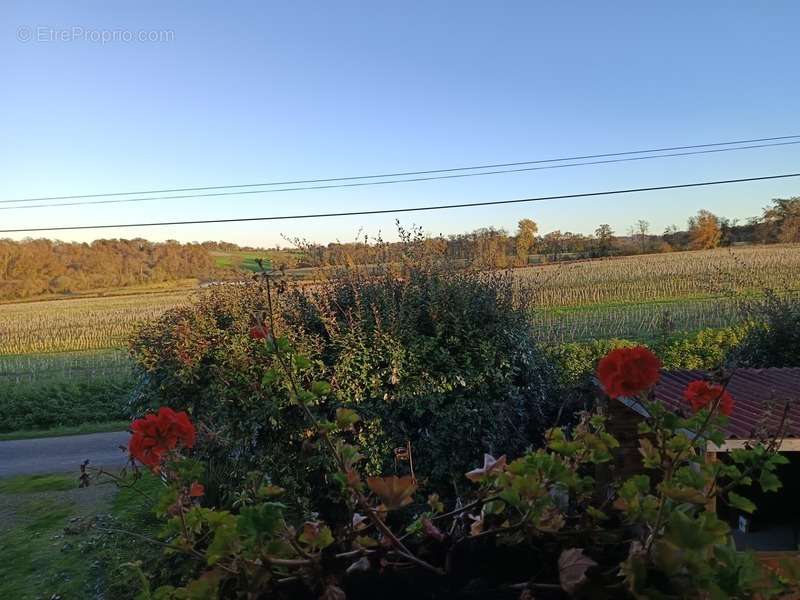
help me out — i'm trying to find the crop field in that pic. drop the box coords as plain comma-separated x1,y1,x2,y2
530,296,747,343
0,350,132,386
516,245,800,308
0,244,798,365
514,245,800,342
0,291,189,355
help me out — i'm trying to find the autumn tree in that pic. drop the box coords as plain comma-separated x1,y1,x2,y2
594,224,615,256
687,209,722,249
515,218,538,265
762,197,800,243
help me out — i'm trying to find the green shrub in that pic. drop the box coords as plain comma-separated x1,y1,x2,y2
546,326,750,387
657,324,750,369
130,263,561,505
732,291,800,367
129,283,320,508
545,338,639,387
282,265,560,495
0,377,132,432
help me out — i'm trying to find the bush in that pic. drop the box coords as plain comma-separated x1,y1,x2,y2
657,325,750,369
282,264,560,495
130,262,561,505
545,338,639,387
129,283,322,508
0,377,132,432
546,326,750,387
733,291,800,367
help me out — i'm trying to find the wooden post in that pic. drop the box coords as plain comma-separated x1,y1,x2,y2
705,451,717,513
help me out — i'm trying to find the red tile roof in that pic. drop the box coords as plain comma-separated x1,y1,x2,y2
655,369,800,440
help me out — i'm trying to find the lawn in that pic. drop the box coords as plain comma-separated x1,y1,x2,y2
0,471,164,600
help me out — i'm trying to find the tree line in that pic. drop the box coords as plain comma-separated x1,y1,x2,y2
0,238,219,300
293,196,800,268
0,197,797,300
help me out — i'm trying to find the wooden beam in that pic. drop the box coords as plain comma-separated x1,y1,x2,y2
707,438,800,452
705,451,717,513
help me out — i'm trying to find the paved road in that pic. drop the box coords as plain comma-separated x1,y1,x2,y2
0,431,130,477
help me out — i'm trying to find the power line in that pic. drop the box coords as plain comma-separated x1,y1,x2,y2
1,172,797,234
3,133,800,205
3,140,800,212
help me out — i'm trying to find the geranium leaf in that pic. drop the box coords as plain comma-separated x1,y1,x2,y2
558,548,598,595
728,492,757,514
366,475,416,510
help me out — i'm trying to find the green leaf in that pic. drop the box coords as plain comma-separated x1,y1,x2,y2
293,354,311,370
586,506,608,521
261,368,279,387
293,390,317,405
727,492,756,514
638,438,661,469
769,452,790,466
206,517,239,565
237,502,286,544
758,470,782,493
546,428,578,457
335,407,361,429
298,522,334,551
311,380,332,397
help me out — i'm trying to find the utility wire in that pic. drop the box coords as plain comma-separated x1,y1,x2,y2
3,140,800,212
3,133,800,205
1,173,797,234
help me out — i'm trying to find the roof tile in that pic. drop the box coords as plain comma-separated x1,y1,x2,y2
655,369,800,439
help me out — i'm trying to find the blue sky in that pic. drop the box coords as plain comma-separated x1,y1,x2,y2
2,1,799,246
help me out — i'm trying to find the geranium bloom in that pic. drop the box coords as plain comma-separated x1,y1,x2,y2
128,407,196,470
250,322,271,340
189,481,205,497
596,346,661,399
683,380,734,416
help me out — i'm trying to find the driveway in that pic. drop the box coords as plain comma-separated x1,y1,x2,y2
0,431,130,477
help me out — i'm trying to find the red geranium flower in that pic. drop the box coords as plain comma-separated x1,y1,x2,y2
596,346,661,399
128,407,196,471
250,322,271,340
189,481,205,497
683,380,734,416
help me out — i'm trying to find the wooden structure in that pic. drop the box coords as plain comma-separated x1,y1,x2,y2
605,368,800,552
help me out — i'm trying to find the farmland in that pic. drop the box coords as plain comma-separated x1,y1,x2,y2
521,245,800,342
2,243,800,433
2,244,799,356
520,245,800,307
0,291,189,355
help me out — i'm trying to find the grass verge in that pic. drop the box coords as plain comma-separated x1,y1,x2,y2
0,471,164,600
0,420,130,441
0,473,77,493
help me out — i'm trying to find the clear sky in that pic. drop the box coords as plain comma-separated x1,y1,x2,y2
2,1,799,247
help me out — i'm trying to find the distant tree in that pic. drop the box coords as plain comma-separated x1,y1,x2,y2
542,230,566,260
629,220,650,253
594,224,615,256
762,197,800,243
719,217,737,247
515,219,538,265
687,209,722,249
